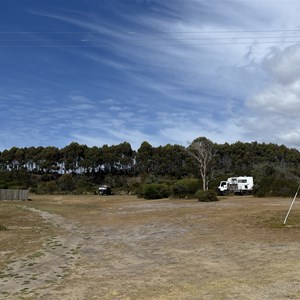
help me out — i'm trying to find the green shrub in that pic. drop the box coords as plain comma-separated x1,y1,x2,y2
57,174,76,192
126,180,140,195
0,224,7,231
139,183,171,199
74,178,96,194
253,175,299,197
195,190,218,202
172,178,200,198
0,180,8,189
36,181,58,194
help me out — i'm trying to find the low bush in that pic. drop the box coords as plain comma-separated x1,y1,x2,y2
36,181,58,194
195,190,218,202
57,174,77,192
172,178,200,198
253,175,299,197
139,183,171,199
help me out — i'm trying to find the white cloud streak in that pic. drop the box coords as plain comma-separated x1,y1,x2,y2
2,1,300,150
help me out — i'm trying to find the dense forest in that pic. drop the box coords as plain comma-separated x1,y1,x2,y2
1,138,300,197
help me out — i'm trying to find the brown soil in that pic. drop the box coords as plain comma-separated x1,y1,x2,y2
0,195,300,299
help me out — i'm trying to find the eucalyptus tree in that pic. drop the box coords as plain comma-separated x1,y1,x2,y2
60,142,86,173
114,142,134,174
153,144,187,177
186,137,215,190
1,147,19,170
136,141,154,174
39,146,60,172
101,144,116,173
24,146,41,171
0,151,3,170
81,146,103,174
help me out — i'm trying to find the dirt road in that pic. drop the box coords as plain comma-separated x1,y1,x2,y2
0,195,300,299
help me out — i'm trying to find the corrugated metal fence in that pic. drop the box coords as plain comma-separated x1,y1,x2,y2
0,189,29,201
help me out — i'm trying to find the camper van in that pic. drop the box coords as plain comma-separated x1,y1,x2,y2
217,176,253,195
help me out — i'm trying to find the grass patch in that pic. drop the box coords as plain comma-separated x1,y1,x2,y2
0,202,58,269
262,211,300,228
283,213,300,227
27,251,45,260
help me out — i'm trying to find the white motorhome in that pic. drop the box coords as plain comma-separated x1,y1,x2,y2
217,176,254,195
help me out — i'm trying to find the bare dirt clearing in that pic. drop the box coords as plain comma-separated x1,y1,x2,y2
0,195,300,299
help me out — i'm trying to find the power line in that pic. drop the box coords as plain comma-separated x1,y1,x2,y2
1,40,300,48
0,31,89,34
2,35,300,42
1,29,300,47
133,35,300,41
136,29,300,34
1,29,300,33
164,29,300,33
137,40,300,46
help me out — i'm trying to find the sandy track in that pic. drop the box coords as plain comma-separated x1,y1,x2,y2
1,195,300,299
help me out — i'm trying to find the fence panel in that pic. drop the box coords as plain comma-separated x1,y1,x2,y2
0,189,29,201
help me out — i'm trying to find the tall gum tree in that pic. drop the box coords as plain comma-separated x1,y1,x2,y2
186,137,215,190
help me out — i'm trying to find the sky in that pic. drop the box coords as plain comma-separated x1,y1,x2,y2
1,0,300,151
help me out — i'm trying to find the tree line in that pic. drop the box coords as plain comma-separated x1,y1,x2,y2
1,138,300,196
0,141,189,176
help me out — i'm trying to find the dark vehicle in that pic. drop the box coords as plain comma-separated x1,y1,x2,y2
98,185,112,195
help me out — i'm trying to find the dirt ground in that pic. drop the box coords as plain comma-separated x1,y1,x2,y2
0,194,300,299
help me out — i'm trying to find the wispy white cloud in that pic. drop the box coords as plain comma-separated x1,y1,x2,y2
2,0,300,150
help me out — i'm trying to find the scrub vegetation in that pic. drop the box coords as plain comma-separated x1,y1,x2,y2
1,137,300,198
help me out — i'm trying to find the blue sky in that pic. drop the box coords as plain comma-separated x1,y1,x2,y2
1,0,300,151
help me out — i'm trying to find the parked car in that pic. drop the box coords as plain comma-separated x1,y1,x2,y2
98,185,112,195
